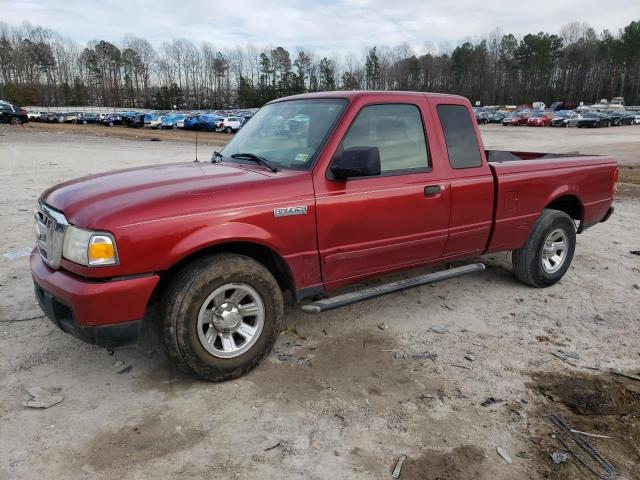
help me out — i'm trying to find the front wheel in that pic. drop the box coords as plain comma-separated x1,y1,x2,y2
225,126,233,133
512,209,576,288
162,254,284,382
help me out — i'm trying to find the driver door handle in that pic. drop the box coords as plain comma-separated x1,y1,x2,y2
424,185,443,196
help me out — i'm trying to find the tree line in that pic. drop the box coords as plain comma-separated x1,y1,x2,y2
1,20,639,109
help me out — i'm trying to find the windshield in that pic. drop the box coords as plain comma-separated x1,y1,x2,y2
220,98,347,170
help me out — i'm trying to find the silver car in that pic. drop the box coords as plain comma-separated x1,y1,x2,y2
550,111,582,127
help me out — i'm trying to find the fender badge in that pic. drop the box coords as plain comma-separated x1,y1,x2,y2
274,206,307,217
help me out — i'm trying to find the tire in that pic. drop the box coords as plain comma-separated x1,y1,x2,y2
162,254,284,382
108,121,114,127
225,126,232,133
512,209,576,288
10,117,20,126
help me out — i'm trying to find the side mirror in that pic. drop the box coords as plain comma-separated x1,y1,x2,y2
330,146,381,180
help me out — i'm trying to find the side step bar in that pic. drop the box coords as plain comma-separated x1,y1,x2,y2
301,263,485,313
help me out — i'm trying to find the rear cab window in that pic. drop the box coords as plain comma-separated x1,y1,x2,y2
436,105,483,169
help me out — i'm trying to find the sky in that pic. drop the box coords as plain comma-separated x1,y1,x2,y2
2,0,640,54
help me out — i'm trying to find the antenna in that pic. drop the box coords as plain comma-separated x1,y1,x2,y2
195,128,199,162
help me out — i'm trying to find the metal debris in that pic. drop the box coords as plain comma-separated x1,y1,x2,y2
391,455,406,479
412,351,438,362
480,397,503,407
496,447,512,464
546,414,618,479
570,429,611,439
378,322,389,330
430,325,449,334
23,387,64,409
264,441,281,451
551,451,568,464
465,353,476,362
611,368,640,382
550,350,579,367
630,250,640,256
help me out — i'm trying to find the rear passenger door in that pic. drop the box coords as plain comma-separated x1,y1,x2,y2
314,99,451,288
429,101,494,257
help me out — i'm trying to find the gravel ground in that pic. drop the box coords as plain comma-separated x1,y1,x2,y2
0,123,639,479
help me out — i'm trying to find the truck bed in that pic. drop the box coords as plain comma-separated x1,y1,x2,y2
484,150,617,253
486,150,591,163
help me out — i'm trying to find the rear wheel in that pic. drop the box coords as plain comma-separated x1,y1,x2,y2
10,117,20,125
225,126,232,133
162,254,284,381
512,209,576,288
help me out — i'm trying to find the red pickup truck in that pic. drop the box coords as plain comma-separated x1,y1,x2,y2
31,91,618,381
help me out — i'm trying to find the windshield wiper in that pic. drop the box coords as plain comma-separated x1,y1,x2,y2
211,150,224,163
230,153,279,172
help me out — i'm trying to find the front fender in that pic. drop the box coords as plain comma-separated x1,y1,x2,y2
167,221,287,267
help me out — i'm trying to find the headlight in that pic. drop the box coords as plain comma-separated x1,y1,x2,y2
62,226,118,266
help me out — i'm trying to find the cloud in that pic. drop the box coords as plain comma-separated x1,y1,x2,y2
1,0,639,54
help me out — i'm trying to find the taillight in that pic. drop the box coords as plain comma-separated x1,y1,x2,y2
612,167,620,195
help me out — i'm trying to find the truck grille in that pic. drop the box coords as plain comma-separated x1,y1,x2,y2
35,202,68,269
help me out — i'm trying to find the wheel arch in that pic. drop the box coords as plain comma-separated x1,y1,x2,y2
151,240,296,305
544,194,584,230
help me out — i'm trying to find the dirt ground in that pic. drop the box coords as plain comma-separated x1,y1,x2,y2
0,123,639,480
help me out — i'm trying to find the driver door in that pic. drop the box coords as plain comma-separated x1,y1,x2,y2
314,100,451,289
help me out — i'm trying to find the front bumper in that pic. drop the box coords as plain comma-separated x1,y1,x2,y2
30,250,160,347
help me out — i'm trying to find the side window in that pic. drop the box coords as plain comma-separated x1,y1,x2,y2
339,104,429,173
437,105,482,169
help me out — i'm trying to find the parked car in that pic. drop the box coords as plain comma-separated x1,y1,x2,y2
609,112,624,126
549,101,578,112
0,101,28,124
502,112,528,126
120,112,138,126
550,111,582,127
149,115,165,129
161,114,187,129
65,112,81,123
43,112,59,123
577,112,610,128
621,111,639,125
183,114,223,131
31,91,618,382
474,109,489,124
527,112,553,127
216,116,244,133
27,111,42,121
128,114,146,128
101,114,123,126
81,113,100,124
487,111,507,123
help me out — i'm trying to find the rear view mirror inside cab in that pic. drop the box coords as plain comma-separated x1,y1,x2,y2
330,146,381,180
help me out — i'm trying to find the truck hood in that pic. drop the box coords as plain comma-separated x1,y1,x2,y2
42,162,292,229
